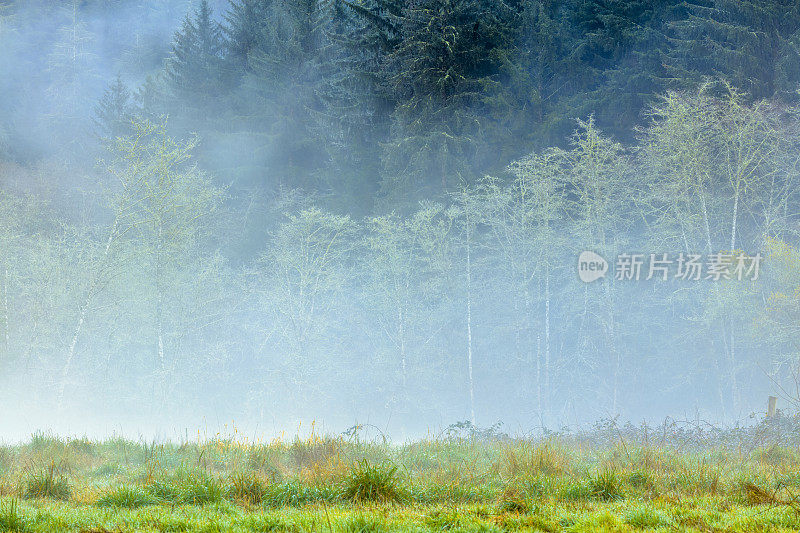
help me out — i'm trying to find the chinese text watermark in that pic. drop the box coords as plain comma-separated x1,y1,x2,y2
578,252,762,283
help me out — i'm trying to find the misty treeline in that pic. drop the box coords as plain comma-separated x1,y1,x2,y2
2,0,800,431
4,0,800,206
2,87,800,430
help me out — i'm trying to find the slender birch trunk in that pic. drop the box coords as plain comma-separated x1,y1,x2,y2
57,218,118,410
727,182,740,413
2,267,8,357
701,192,713,253
730,182,739,252
535,332,542,418
544,268,550,419
603,278,619,414
156,223,165,372
465,226,475,426
398,305,406,388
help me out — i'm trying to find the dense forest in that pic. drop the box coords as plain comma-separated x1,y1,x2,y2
2,0,800,436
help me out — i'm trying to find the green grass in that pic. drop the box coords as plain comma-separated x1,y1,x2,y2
341,460,404,503
2,425,800,531
588,468,623,501
0,499,26,532
229,471,267,504
96,485,160,508
22,463,71,500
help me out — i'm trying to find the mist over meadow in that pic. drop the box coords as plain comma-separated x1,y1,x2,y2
1,0,800,441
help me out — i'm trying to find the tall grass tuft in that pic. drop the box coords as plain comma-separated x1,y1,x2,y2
342,514,387,533
497,486,530,514
0,499,26,532
588,469,623,501
342,460,404,503
229,471,267,504
23,462,71,500
96,486,159,508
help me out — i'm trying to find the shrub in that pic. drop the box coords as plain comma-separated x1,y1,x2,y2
28,431,62,452
145,471,224,505
92,463,123,478
624,508,672,529
736,480,777,505
497,487,529,513
626,470,654,491
0,446,15,473
146,479,182,503
262,481,338,507
424,509,461,531
560,481,591,501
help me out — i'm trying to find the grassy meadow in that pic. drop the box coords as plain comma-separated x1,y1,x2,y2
2,420,800,532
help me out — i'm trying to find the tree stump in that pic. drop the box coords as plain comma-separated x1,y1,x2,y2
767,396,777,418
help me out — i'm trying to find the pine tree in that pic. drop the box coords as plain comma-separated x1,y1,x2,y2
308,0,402,209
665,0,800,100
222,0,273,74
560,0,678,139
0,1,16,156
230,0,338,191
45,0,101,156
511,0,573,145
94,75,135,139
163,0,226,117
379,0,520,205
0,1,14,35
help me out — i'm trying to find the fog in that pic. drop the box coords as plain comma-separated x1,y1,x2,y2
1,0,799,443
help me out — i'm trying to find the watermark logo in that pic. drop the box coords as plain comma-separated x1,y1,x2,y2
578,251,608,283
577,251,763,282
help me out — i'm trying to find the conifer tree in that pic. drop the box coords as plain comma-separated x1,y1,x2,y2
94,75,135,139
164,0,226,117
379,0,520,205
665,0,800,100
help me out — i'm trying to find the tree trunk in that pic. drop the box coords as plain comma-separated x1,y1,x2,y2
57,218,118,410
603,279,620,414
57,305,86,410
465,230,476,426
156,223,165,372
728,182,740,414
701,192,713,253
536,332,542,418
730,182,739,252
2,267,8,357
398,305,407,388
544,268,551,420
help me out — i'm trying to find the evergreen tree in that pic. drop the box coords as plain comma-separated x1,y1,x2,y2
511,0,573,146
163,0,226,118
223,0,273,74
665,0,800,100
379,0,521,206
227,0,338,191
559,0,678,139
44,0,101,156
94,75,135,139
